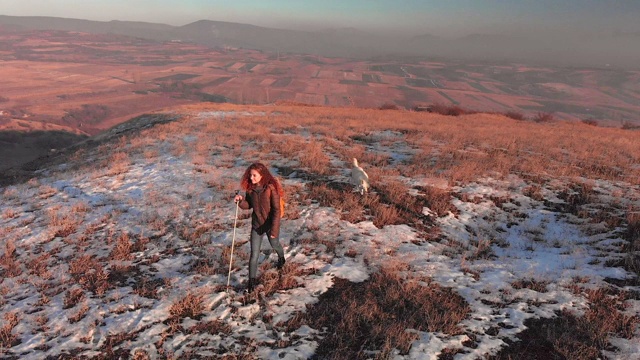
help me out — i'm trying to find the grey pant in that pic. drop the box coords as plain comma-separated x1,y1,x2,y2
249,229,284,279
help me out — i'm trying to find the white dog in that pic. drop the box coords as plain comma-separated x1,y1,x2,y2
351,158,370,195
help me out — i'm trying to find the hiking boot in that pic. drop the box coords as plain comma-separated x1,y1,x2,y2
276,257,285,270
246,278,257,293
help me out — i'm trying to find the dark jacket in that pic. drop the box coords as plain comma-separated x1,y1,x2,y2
238,183,281,238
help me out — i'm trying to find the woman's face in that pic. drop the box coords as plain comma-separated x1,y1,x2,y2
249,169,262,185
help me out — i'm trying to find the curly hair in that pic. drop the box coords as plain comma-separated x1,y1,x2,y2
240,162,283,195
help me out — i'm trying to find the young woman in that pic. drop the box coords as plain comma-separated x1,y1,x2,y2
233,162,285,292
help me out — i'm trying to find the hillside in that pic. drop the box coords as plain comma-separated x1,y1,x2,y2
0,103,639,359
2,26,639,176
2,15,640,69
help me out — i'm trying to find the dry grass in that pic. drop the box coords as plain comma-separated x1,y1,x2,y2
417,186,458,217
169,292,204,320
305,180,434,230
68,255,110,295
1,208,17,220
623,211,640,274
188,320,232,335
68,302,90,324
0,312,20,349
1,102,638,358
283,262,470,359
133,277,163,299
257,261,317,298
491,287,639,360
26,253,52,279
305,182,366,223
109,232,134,261
298,140,333,175
172,103,640,187
106,151,130,176
0,240,21,278
63,287,86,309
511,279,550,293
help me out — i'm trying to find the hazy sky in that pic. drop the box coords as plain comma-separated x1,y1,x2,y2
1,0,639,37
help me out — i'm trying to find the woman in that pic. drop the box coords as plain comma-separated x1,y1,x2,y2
234,162,286,292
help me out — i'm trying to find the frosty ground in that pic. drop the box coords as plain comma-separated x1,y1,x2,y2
1,108,639,359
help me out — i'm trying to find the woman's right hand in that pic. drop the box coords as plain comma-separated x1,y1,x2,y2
234,194,243,203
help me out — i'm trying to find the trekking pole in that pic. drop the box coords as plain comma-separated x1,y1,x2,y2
227,190,240,291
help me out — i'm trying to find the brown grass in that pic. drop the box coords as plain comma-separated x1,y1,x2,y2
257,261,317,298
68,255,110,295
283,263,470,359
109,232,134,261
305,182,366,223
68,302,90,324
63,287,86,309
304,180,435,231
133,277,163,299
159,103,640,187
491,287,639,360
418,186,458,217
299,140,332,175
0,240,21,278
26,253,52,279
511,279,550,293
623,211,640,275
107,151,130,176
0,312,20,349
1,208,18,220
189,320,232,335
169,292,204,320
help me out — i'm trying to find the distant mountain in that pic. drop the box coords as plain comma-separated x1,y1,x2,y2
1,15,639,68
0,15,391,58
0,15,176,40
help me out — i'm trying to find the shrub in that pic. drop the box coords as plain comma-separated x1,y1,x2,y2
621,121,640,130
429,103,466,116
379,103,400,110
504,111,526,121
533,112,554,123
581,119,598,126
412,105,432,112
61,104,110,126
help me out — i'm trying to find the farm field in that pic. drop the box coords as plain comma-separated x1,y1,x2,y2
1,28,639,172
1,28,639,136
